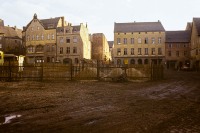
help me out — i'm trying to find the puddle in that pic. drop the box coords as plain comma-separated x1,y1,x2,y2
0,115,21,125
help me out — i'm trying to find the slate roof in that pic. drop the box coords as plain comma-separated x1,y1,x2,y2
165,31,191,43
72,25,81,32
193,18,200,36
0,26,22,38
40,17,61,29
114,22,165,33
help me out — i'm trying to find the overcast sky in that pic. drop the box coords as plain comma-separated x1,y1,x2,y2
0,0,200,40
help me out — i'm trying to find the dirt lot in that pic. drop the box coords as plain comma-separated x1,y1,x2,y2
0,70,200,133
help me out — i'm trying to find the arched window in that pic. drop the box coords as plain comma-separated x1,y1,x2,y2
130,59,135,64
138,59,142,64
36,45,44,52
144,59,149,64
117,59,121,65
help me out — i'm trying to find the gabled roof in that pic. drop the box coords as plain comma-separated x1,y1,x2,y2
72,25,81,32
114,21,165,33
0,26,22,39
193,18,200,35
23,14,62,31
40,17,61,29
165,31,191,43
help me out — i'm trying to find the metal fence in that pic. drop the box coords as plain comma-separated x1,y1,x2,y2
0,62,163,82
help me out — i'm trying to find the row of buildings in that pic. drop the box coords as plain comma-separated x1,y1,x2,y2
0,14,200,70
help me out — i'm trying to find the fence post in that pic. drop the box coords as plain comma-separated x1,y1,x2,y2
8,59,12,82
97,60,100,80
70,59,73,81
40,62,44,81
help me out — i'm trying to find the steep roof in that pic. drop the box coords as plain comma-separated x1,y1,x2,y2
193,18,200,35
114,21,165,33
40,17,61,29
0,26,22,38
166,31,191,43
72,25,81,32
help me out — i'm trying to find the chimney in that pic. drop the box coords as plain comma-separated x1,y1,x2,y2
61,17,64,27
0,19,4,27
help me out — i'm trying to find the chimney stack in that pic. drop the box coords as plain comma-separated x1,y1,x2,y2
0,19,4,27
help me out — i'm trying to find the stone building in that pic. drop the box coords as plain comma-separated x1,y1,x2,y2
56,23,91,64
22,14,65,64
113,21,165,66
0,19,24,56
190,18,200,70
165,31,191,70
91,33,111,63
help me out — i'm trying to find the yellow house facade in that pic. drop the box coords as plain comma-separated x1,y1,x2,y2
113,21,165,65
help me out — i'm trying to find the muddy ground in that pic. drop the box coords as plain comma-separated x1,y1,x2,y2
0,70,200,133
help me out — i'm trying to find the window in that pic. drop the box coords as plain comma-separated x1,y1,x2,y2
0,44,2,48
37,26,39,30
31,27,33,31
0,36,2,40
152,38,155,44
131,38,134,44
123,38,127,44
73,36,78,43
46,45,50,52
145,48,148,55
75,58,79,64
158,48,162,55
158,37,162,44
32,35,34,40
27,46,34,53
52,45,55,51
117,48,121,56
124,48,127,55
176,51,179,57
66,37,70,43
184,51,187,56
60,47,63,54
196,49,198,55
73,47,77,53
117,38,121,44
52,34,55,40
168,44,172,48
168,51,171,56
151,48,155,55
145,37,148,44
131,48,134,55
41,34,44,40
138,48,142,55
138,38,142,44
66,47,70,54
176,44,180,48
60,37,64,43
130,59,135,64
66,29,70,33
15,40,17,43
36,45,44,52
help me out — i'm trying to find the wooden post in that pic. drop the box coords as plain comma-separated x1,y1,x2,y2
70,59,73,81
97,60,99,80
8,59,12,82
